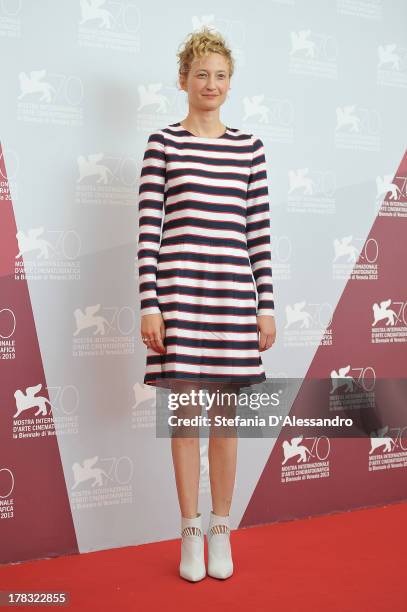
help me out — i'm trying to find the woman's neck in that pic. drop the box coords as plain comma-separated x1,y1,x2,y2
180,117,226,138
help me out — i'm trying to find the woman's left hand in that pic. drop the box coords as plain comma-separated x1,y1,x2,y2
257,315,276,352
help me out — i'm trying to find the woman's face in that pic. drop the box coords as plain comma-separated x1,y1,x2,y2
179,52,230,111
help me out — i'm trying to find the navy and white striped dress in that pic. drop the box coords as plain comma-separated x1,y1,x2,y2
137,122,274,388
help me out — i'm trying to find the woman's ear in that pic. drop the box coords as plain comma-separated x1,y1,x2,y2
178,73,187,92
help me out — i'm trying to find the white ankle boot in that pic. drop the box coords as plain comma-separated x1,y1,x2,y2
207,510,233,579
179,512,206,582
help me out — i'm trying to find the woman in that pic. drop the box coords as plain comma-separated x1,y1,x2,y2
137,27,276,582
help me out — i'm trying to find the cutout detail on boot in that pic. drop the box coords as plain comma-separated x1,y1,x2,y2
209,524,230,537
181,526,202,537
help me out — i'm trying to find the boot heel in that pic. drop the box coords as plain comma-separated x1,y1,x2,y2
207,510,233,579
179,512,206,582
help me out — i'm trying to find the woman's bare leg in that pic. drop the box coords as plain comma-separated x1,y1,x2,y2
170,381,203,519
207,383,239,516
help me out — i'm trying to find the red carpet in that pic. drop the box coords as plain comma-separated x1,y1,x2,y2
1,501,406,611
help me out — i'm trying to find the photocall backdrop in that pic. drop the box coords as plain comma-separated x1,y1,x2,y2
0,0,406,564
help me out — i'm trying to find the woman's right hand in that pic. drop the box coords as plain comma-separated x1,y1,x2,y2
140,313,167,354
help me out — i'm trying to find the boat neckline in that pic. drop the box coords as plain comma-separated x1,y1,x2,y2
174,121,229,139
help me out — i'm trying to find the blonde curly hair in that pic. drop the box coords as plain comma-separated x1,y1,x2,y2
176,26,235,84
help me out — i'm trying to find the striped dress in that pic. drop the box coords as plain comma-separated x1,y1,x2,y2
137,121,274,388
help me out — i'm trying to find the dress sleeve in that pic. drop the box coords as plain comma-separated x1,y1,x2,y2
246,136,275,318
137,131,166,316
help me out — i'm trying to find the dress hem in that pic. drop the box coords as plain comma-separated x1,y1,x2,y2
143,373,266,390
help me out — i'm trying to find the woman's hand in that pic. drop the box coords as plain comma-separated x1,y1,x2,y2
140,313,166,354
257,315,276,352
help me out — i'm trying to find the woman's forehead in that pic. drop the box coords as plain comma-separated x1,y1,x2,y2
191,53,229,70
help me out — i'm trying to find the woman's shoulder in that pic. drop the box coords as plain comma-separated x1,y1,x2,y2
145,128,166,141
223,127,264,148
226,126,255,140
143,124,180,145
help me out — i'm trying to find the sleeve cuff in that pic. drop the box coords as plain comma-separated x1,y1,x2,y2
256,309,275,318
140,306,162,316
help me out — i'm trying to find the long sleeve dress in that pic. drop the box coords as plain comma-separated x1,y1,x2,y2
137,122,274,388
